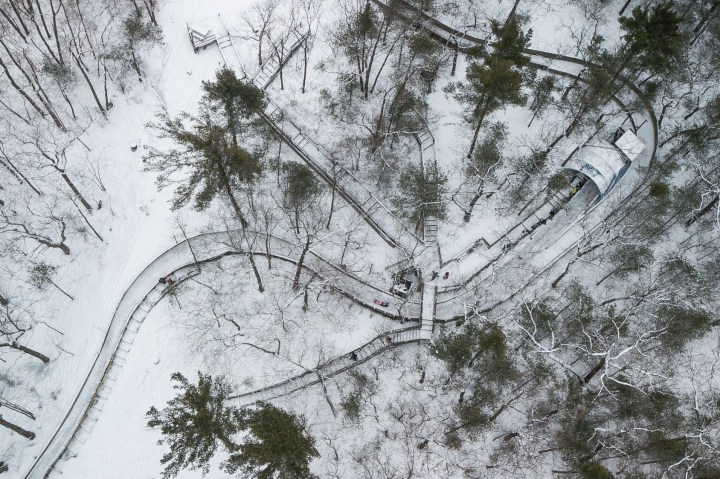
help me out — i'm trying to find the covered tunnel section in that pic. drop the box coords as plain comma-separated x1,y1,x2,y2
563,128,645,201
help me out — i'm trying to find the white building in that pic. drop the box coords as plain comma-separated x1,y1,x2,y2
564,129,644,197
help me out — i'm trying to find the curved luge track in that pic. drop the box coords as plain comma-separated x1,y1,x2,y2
26,4,660,477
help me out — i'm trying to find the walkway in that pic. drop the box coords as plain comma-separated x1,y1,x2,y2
250,44,423,253
26,4,662,475
26,230,422,479
231,326,422,405
368,0,658,320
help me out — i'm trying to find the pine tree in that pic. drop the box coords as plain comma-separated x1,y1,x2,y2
281,162,321,234
392,162,448,223
28,261,74,300
452,19,530,158
146,372,243,479
121,9,163,77
528,75,556,126
145,68,268,229
619,2,685,76
226,402,319,479
201,67,267,146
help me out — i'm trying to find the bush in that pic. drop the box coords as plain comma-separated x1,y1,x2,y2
580,461,614,479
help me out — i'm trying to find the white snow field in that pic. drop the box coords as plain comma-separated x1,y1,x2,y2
5,0,672,476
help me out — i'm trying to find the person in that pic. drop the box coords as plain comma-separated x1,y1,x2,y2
159,275,174,287
443,271,449,280
431,271,439,280
386,336,392,344
350,351,358,361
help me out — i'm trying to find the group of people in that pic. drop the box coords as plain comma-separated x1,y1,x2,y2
508,208,557,252
430,271,450,280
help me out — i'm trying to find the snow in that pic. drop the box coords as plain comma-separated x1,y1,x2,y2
4,0,687,476
614,128,645,161
566,140,627,195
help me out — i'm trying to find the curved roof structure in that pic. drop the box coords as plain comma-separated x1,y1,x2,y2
565,140,627,196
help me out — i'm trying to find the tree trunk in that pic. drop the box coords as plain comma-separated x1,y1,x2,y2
264,230,272,269
301,35,308,94
0,398,36,420
70,50,106,114
73,201,103,241
0,416,35,439
0,8,26,38
582,356,606,384
326,186,335,229
618,0,633,15
218,167,249,228
48,278,74,300
685,195,719,227
142,0,158,25
293,237,311,290
1,342,50,364
60,172,93,212
464,188,483,222
50,0,64,65
0,56,48,120
246,249,265,293
504,0,521,27
451,42,458,76
0,157,42,196
527,106,540,127
7,0,30,36
467,101,488,159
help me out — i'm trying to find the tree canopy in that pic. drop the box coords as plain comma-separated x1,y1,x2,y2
144,68,267,227
226,402,319,479
146,372,243,479
619,2,685,75
452,18,530,157
148,375,318,479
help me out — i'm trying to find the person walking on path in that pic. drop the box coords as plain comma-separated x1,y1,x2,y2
443,272,449,280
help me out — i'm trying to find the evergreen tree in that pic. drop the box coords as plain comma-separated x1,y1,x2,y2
202,67,267,146
226,402,319,479
464,121,506,221
619,2,685,76
28,261,73,300
121,9,163,77
580,461,615,479
145,69,266,229
146,372,244,479
279,162,326,290
281,162,321,234
656,306,713,352
392,161,447,223
451,19,530,158
528,75,556,126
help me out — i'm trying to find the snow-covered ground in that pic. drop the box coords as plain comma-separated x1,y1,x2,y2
53,254,397,478
6,0,673,476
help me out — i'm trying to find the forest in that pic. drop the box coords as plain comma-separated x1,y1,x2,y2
1,0,719,477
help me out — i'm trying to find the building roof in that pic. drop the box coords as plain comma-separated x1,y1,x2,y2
190,24,212,38
614,129,644,161
565,140,626,195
